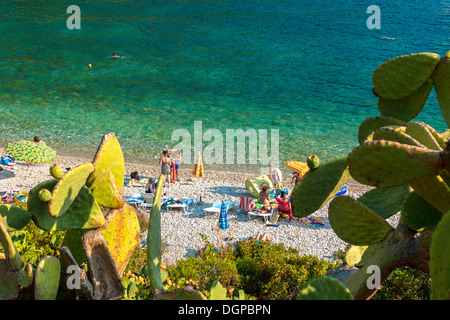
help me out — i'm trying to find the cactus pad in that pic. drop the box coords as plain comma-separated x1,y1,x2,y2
0,214,22,270
377,78,433,122
357,184,409,219
28,179,105,231
50,164,63,179
372,52,440,100
291,157,350,218
328,196,394,246
48,163,94,218
357,116,406,144
430,210,450,300
0,260,20,300
370,126,424,147
0,204,32,231
34,256,61,300
86,132,125,209
401,191,443,232
297,276,354,300
209,279,228,300
18,262,34,288
147,175,164,290
406,122,442,150
348,140,441,187
409,175,450,215
98,203,140,275
431,56,450,128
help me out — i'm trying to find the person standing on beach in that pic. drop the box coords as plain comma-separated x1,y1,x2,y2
168,149,182,182
159,150,172,187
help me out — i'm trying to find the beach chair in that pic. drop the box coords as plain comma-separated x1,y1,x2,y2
203,200,238,216
139,193,154,211
266,208,280,226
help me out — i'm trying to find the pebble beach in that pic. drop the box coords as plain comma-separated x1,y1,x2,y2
0,147,402,267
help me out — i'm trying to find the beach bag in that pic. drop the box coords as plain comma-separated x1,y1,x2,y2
245,174,274,198
1,154,14,165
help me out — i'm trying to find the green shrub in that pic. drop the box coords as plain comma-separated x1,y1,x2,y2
235,240,336,300
372,267,431,300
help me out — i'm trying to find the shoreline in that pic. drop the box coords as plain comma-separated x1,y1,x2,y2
0,146,381,267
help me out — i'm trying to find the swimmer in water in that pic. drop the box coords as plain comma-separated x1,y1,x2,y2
109,52,128,59
381,36,396,41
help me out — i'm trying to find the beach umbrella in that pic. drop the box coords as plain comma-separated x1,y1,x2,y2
218,201,229,230
284,161,309,177
193,152,204,178
5,140,56,164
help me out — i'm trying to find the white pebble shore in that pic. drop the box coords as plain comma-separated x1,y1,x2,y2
0,148,401,267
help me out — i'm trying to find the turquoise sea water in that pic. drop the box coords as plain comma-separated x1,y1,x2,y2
0,0,449,173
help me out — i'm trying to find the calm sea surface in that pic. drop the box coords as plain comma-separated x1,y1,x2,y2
0,0,448,173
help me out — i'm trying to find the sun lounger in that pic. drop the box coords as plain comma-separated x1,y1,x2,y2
203,200,239,216
166,197,198,213
139,193,154,211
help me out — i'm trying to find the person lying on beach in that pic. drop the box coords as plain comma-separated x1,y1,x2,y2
275,190,293,221
255,232,271,241
126,171,140,186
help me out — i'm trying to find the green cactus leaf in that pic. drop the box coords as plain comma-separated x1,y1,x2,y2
0,214,22,271
28,179,105,231
34,256,61,300
0,260,20,300
98,203,140,276
344,245,368,267
401,191,443,232
431,56,450,128
0,204,32,231
358,116,406,144
348,140,441,187
377,78,433,122
48,163,95,218
409,175,450,215
291,157,351,218
18,262,34,288
441,129,450,141
209,279,228,300
373,52,440,100
357,184,410,219
232,288,246,300
147,175,164,290
61,229,88,267
328,196,394,246
430,210,450,300
86,132,125,209
370,126,424,147
419,122,448,149
297,276,354,300
405,121,442,150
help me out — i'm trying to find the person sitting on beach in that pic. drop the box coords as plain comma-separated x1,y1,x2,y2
127,171,140,187
292,171,301,186
259,185,272,205
255,232,271,241
145,178,155,194
275,190,293,221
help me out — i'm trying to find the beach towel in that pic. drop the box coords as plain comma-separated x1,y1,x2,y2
239,196,255,212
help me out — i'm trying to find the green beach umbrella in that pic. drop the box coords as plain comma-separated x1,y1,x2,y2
5,140,56,164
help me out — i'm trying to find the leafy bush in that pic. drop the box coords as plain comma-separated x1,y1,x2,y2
372,267,431,300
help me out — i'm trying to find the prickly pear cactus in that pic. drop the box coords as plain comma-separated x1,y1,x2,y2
297,276,354,300
34,256,61,300
301,50,450,300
